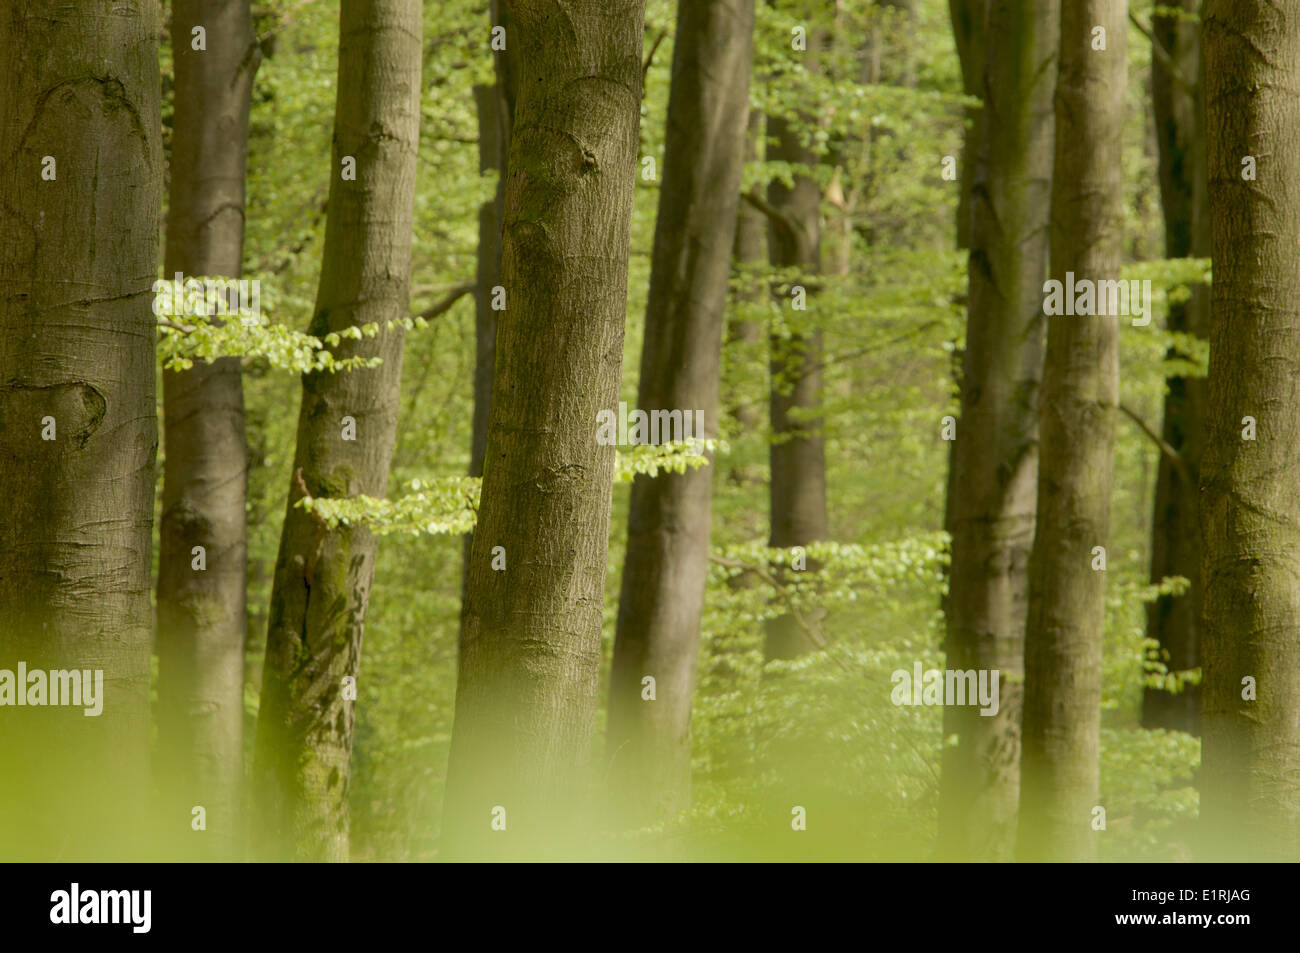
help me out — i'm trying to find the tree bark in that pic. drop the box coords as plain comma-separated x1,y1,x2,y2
1018,0,1125,862
442,0,646,860
727,111,767,491
252,0,422,862
1199,0,1300,860
0,0,161,859
764,60,828,661
461,1,517,648
937,0,1057,861
606,0,756,831
948,0,985,250
1142,0,1209,735
157,0,258,862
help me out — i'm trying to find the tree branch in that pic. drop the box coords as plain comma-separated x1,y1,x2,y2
642,28,667,88
1119,402,1190,485
741,189,801,239
415,282,476,321
1129,11,1197,96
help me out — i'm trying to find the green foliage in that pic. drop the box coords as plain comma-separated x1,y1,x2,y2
202,0,1204,861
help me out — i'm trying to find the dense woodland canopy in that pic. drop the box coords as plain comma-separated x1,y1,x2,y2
0,0,1296,862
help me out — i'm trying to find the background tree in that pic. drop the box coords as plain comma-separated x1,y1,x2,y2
938,0,1057,861
1141,0,1208,735
607,0,757,831
0,0,162,859
762,28,829,661
1199,0,1300,860
252,0,423,861
157,0,260,861
1018,0,1126,863
442,0,647,860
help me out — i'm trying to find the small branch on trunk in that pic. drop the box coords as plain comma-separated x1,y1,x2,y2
414,282,476,321
642,28,668,87
1119,402,1190,485
741,189,801,240
1129,12,1197,96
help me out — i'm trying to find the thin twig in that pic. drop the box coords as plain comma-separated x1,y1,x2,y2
415,282,476,321
1119,402,1190,485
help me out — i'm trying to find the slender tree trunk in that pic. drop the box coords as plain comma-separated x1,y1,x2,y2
937,0,1057,861
606,0,756,831
1199,0,1300,860
461,1,517,638
948,0,985,250
1142,0,1209,735
1018,0,1125,862
442,0,646,860
0,0,161,859
727,111,767,492
252,0,422,862
157,0,258,862
764,60,828,661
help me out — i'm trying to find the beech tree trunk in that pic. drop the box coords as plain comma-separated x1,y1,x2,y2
1142,0,1209,736
0,0,161,859
938,0,1057,861
606,0,756,830
252,0,422,862
1199,0,1300,860
442,0,646,860
948,0,985,249
764,72,828,661
157,0,258,862
1017,0,1125,862
462,1,517,647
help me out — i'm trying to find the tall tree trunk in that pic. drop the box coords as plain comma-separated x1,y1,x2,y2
1199,0,1300,860
937,0,1057,861
252,0,422,862
461,1,517,640
157,0,258,862
1142,0,1209,735
764,57,828,661
1018,0,1125,862
948,0,985,250
442,0,647,860
727,111,767,492
606,0,756,831
0,0,161,859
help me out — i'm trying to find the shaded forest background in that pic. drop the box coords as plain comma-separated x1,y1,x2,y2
9,0,1292,862
224,0,1189,860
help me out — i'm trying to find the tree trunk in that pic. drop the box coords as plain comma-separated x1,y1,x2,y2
727,111,767,491
252,0,422,862
1142,0,1209,735
0,0,161,859
948,0,985,250
461,1,517,637
442,0,646,860
606,0,756,831
764,71,828,661
1018,0,1125,862
157,0,258,862
1199,0,1300,860
937,0,1057,861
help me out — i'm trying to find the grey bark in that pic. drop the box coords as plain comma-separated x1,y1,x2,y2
252,0,422,861
1199,0,1300,860
157,0,258,862
937,0,1057,861
606,0,756,831
1018,0,1125,862
764,70,828,661
442,0,647,860
0,0,161,859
